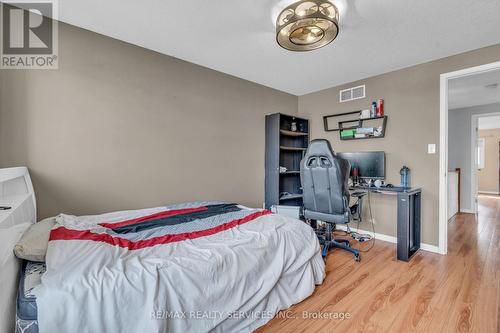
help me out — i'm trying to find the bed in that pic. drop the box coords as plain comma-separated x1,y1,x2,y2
1,168,325,333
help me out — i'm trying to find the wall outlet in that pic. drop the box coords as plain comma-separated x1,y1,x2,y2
428,144,436,154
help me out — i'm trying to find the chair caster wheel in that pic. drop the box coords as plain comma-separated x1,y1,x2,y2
355,255,361,262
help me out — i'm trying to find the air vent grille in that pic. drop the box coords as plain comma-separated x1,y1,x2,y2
339,85,366,103
340,89,352,102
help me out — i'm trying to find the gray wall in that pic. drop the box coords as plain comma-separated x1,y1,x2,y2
2,18,500,246
449,103,500,209
0,23,298,218
298,44,500,246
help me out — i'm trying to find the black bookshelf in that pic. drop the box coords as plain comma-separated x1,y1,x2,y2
265,113,309,209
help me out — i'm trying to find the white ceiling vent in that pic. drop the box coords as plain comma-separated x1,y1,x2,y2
339,85,366,103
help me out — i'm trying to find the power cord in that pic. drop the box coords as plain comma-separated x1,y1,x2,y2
352,190,376,252
333,191,376,252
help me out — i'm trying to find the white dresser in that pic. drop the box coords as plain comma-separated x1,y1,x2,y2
0,167,36,333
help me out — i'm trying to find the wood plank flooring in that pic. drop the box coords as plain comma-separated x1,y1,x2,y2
258,195,499,333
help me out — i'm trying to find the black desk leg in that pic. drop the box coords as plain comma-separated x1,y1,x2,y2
397,191,422,261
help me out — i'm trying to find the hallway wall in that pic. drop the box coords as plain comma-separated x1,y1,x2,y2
478,128,500,194
448,103,500,211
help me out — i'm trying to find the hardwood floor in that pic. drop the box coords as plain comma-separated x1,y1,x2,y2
258,195,499,333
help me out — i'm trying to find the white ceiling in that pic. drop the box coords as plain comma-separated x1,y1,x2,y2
449,69,500,110
55,0,500,95
479,115,500,130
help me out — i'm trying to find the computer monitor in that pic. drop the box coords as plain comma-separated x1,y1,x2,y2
336,151,385,180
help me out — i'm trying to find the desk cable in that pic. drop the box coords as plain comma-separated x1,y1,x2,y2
334,191,376,252
353,191,376,252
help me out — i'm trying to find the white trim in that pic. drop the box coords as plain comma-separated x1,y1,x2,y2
439,61,500,256
470,114,478,214
336,224,396,243
335,225,440,254
478,191,499,195
439,74,449,255
460,208,476,214
420,243,440,254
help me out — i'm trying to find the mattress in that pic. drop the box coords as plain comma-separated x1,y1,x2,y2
34,202,325,332
15,260,45,333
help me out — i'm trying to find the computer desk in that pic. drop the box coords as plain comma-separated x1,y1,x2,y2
350,185,422,262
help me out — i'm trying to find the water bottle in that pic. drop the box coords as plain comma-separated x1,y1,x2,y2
400,166,410,188
371,102,377,118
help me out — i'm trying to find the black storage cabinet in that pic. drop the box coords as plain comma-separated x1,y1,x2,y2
397,189,422,261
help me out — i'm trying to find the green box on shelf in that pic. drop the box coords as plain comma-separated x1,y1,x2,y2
340,129,355,138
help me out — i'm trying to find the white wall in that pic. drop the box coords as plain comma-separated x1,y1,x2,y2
448,103,500,211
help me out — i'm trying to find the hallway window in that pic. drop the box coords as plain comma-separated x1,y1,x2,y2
477,138,485,170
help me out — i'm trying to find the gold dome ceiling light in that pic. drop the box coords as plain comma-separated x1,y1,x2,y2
276,0,339,51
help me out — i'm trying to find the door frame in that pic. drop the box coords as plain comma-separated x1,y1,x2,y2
439,61,500,255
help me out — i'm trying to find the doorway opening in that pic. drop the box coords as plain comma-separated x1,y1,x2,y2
439,61,500,254
476,116,500,196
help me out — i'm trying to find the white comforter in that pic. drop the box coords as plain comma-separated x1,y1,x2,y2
34,203,324,333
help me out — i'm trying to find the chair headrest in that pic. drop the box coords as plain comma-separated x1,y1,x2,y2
305,139,336,157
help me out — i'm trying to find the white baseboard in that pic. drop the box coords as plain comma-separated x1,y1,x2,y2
335,225,440,254
478,191,499,195
460,208,476,214
420,243,440,253
336,225,397,243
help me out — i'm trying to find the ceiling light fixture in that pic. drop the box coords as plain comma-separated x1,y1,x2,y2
276,0,339,52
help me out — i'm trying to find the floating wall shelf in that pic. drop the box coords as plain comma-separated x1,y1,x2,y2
323,110,388,141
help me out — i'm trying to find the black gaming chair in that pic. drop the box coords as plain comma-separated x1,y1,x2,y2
300,139,361,262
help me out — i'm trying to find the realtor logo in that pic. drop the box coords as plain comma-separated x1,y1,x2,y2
1,0,58,69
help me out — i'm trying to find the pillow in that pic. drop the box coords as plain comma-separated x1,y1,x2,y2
14,217,56,262
0,222,31,266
